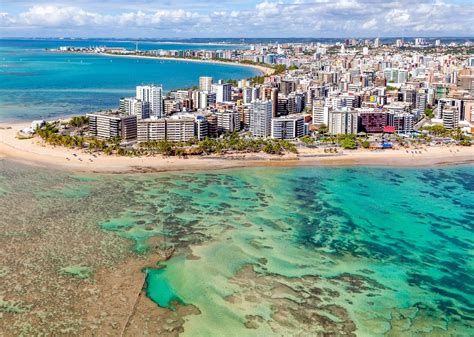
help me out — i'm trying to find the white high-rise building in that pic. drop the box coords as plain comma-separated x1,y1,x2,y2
199,76,213,92
136,85,163,118
120,97,150,120
414,38,426,46
243,87,253,104
328,108,358,135
250,100,272,137
442,108,460,129
217,111,240,133
215,83,232,103
312,104,330,125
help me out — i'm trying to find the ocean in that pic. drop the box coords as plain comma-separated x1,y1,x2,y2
0,39,258,121
1,160,473,336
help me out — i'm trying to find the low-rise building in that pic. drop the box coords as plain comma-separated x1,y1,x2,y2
166,118,195,142
87,111,137,140
271,115,304,139
137,119,166,142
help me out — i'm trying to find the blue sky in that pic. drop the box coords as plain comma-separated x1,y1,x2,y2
1,0,473,38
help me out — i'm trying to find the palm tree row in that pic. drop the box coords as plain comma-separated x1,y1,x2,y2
36,125,299,157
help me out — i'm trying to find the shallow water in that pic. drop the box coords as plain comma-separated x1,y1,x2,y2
1,161,473,336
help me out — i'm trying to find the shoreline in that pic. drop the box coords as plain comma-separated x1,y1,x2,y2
1,122,473,174
53,50,274,76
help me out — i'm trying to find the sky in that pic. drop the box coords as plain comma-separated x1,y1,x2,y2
1,0,473,38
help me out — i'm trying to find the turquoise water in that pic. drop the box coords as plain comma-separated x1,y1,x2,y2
1,160,473,335
95,166,474,336
0,39,258,121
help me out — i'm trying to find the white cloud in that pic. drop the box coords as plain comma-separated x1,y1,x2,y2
0,1,473,37
17,5,106,27
362,18,377,30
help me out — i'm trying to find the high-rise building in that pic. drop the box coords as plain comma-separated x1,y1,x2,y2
312,104,330,126
136,85,163,118
442,107,460,129
271,88,279,118
328,109,358,135
199,76,213,92
389,112,414,133
206,114,218,138
250,100,273,137
119,97,150,120
403,89,417,108
416,92,427,111
287,93,304,114
215,83,232,103
243,87,253,104
414,38,426,46
358,112,387,133
277,97,288,116
217,110,240,134
271,115,304,139
195,115,208,140
280,80,296,96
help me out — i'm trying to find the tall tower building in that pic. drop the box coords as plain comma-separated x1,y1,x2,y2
250,100,273,137
136,85,163,118
271,88,279,118
199,76,213,92
243,87,253,104
374,38,380,48
215,83,232,103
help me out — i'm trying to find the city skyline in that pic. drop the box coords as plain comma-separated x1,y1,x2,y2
1,0,473,38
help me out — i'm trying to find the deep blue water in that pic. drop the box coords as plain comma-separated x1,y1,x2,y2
0,39,258,121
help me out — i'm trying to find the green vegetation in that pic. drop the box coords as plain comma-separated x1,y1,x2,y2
459,138,472,146
60,266,92,279
337,134,358,149
225,79,238,86
424,108,434,118
317,134,368,149
250,75,265,84
0,298,32,314
318,124,329,135
36,123,85,148
361,140,370,149
68,116,89,128
300,135,315,145
37,124,298,156
421,125,472,145
422,125,452,137
386,86,398,91
288,65,299,70
239,60,271,68
272,64,287,75
140,132,297,156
